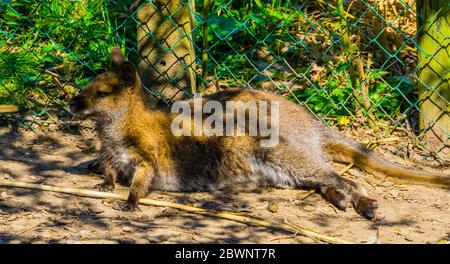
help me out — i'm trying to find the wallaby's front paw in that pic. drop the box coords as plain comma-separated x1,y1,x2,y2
354,197,378,219
94,182,115,192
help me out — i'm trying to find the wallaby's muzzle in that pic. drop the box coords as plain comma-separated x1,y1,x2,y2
70,94,88,115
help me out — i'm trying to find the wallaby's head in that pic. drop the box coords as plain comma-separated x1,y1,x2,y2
70,48,141,119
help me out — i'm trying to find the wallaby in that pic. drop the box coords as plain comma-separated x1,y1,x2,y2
70,48,449,219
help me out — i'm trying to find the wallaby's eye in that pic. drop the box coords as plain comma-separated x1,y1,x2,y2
96,91,109,98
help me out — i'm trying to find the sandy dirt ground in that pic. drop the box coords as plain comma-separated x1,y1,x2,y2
0,114,449,244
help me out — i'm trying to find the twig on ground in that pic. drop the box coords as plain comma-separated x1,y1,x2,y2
15,216,57,235
284,218,348,244
326,203,338,214
360,137,401,146
73,197,83,211
299,189,315,200
268,232,299,242
0,180,353,244
339,163,355,176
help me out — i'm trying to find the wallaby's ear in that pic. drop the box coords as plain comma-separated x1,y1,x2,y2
118,61,137,87
110,47,125,72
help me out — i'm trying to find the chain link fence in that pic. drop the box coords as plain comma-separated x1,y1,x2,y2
0,0,448,158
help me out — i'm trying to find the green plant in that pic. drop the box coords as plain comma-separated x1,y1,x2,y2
0,0,133,111
0,0,420,126
287,60,416,125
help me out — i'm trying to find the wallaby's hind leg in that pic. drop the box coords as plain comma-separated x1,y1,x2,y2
265,144,378,219
319,173,378,219
320,184,349,210
94,160,116,192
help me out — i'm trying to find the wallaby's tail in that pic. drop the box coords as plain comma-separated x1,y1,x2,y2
323,132,450,188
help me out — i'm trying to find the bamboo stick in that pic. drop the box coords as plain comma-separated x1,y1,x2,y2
0,105,18,113
0,180,352,244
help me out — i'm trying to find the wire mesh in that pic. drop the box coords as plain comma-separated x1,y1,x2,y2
0,0,448,157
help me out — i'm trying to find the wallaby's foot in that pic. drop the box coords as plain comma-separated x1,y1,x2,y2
319,181,378,219
94,181,115,192
354,196,378,219
321,186,349,211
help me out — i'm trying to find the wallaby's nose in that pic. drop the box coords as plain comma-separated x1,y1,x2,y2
69,97,79,108
69,95,83,113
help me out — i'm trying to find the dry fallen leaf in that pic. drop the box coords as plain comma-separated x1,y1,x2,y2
122,226,133,233
389,190,399,198
394,184,408,191
89,205,105,214
381,181,394,187
267,202,278,213
392,227,402,234
303,205,315,212
101,199,114,205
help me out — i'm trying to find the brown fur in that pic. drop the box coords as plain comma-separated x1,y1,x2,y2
70,48,449,219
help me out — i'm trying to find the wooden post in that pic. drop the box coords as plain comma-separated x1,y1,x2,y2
136,0,196,103
417,1,450,155
201,0,211,91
